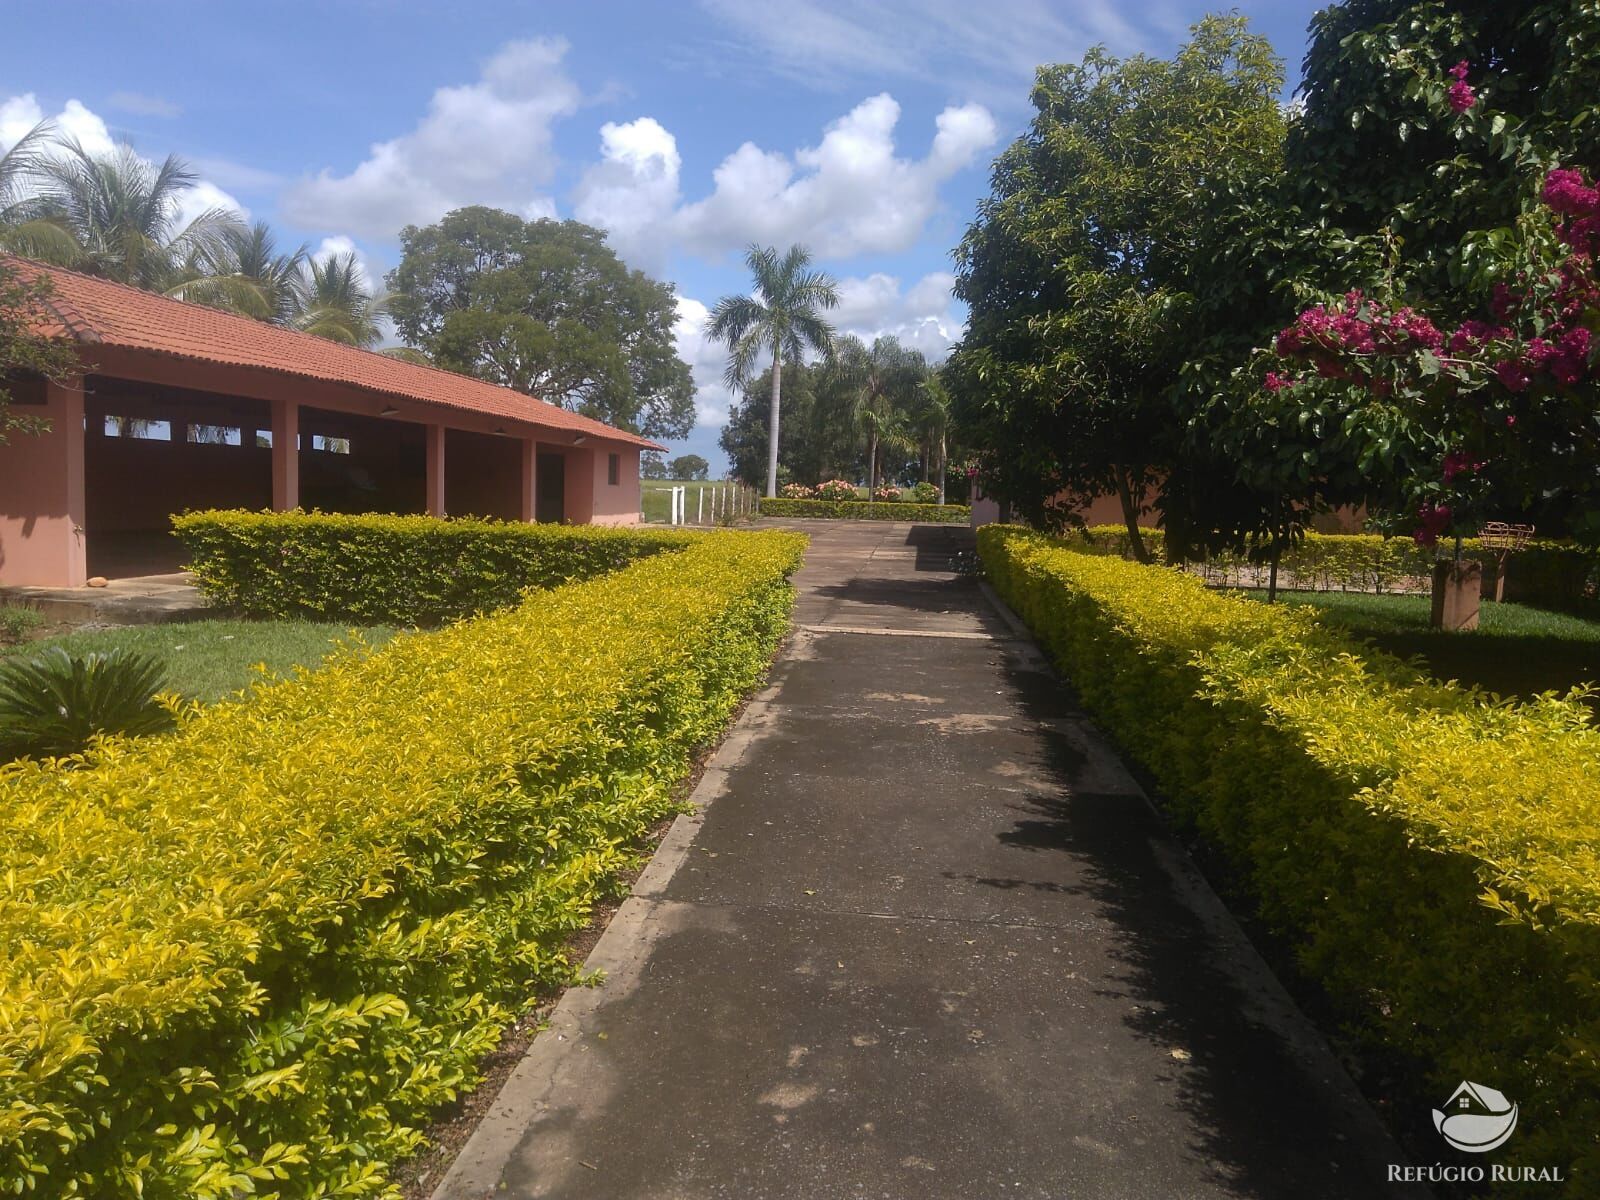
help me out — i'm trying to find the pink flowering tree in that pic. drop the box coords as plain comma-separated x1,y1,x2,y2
1260,163,1600,556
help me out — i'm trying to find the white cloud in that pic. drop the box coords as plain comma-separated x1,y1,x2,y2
1,94,115,157
282,38,581,239
573,117,682,269
108,90,182,119
673,295,739,429
0,93,247,228
578,94,996,265
833,270,966,362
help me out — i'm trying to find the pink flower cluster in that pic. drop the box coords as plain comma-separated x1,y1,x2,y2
780,482,816,499
1543,168,1600,257
1271,291,1442,380
872,485,903,502
1447,61,1476,114
814,479,858,502
1414,502,1453,546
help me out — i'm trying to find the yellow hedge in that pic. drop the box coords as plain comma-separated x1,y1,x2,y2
0,529,805,1199
172,510,698,625
979,525,1600,1187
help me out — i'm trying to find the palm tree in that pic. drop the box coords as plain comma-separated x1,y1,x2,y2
168,221,307,321
35,139,242,291
0,120,80,264
918,375,953,504
709,244,839,497
293,251,386,347
836,335,927,493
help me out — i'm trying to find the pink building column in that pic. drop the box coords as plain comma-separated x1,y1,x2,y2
519,437,538,523
425,423,447,517
270,398,299,510
0,376,87,587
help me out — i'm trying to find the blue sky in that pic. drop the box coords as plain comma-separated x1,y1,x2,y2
1,0,1326,472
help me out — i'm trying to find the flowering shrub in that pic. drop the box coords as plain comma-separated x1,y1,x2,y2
758,498,970,523
814,479,859,502
1264,152,1600,544
871,485,902,502
780,482,816,499
909,482,940,504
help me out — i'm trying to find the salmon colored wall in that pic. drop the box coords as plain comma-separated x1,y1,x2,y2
0,377,86,586
590,446,642,526
562,447,595,524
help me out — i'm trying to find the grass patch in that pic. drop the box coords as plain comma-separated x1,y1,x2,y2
641,479,750,523
1245,589,1600,702
0,619,397,704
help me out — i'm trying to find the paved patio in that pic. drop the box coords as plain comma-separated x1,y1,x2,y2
434,519,1414,1200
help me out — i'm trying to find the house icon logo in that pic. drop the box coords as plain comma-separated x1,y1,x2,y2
1433,1081,1518,1153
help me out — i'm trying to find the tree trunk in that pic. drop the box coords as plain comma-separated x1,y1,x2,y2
937,433,946,504
867,432,878,493
765,345,782,498
1267,543,1281,603
921,444,929,483
1115,471,1150,563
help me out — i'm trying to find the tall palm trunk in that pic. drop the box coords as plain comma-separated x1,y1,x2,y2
866,431,878,492
937,432,947,504
766,344,783,497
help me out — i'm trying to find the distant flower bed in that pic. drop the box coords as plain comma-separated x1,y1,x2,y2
759,497,970,523
813,479,858,502
871,485,902,502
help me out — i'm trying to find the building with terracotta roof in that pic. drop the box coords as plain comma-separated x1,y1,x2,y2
0,257,663,587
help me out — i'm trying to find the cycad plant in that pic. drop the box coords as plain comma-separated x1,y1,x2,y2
0,646,174,760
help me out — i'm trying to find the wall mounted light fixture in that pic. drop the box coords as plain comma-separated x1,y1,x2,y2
380,405,399,416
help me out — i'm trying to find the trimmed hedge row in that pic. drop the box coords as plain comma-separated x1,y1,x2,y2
1069,524,1599,603
0,529,806,1198
979,526,1600,1186
758,497,971,522
173,510,697,624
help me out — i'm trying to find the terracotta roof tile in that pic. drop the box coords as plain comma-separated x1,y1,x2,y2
7,256,663,450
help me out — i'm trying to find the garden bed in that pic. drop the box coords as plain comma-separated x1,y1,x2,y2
758,497,970,522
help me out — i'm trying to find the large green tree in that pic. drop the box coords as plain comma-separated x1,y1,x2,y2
387,207,694,438
947,15,1286,560
708,244,839,497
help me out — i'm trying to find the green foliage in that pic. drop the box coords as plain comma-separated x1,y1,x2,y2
385,208,694,438
0,261,79,444
980,525,1600,1185
1289,0,1600,302
0,530,805,1198
948,15,1286,557
758,497,969,523
0,606,43,644
909,482,940,504
0,646,174,759
172,510,696,625
668,454,710,481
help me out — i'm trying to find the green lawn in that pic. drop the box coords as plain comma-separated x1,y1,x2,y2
1247,589,1600,703
1,619,398,704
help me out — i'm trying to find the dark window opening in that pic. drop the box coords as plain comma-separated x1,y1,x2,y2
607,453,620,485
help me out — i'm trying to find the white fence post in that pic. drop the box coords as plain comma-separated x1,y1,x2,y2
697,488,704,525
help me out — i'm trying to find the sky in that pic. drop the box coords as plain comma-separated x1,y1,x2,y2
1,0,1327,473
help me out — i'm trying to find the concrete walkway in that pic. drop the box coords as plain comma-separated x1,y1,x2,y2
437,521,1412,1200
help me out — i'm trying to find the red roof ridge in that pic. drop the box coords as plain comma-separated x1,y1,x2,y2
1,254,665,451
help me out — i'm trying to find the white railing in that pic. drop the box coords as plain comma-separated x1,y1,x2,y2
658,483,760,526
